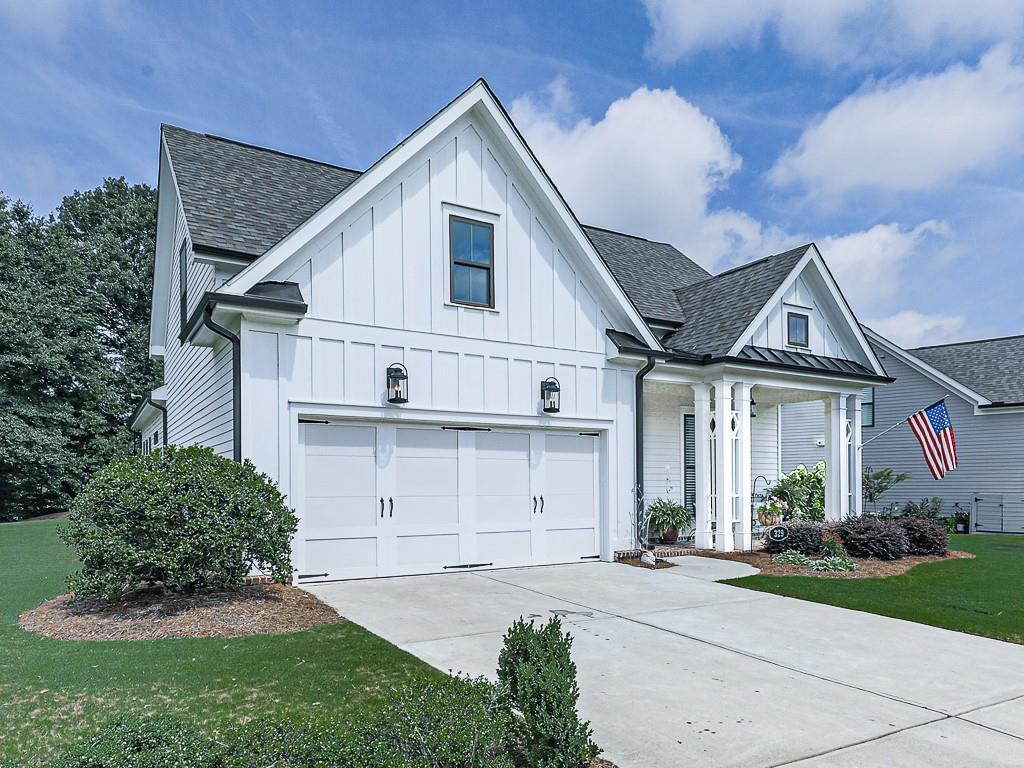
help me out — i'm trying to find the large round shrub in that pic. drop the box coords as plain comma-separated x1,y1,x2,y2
58,446,298,600
763,521,827,556
835,516,908,560
898,515,948,556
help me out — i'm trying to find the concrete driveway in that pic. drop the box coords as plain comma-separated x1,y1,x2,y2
307,559,1024,767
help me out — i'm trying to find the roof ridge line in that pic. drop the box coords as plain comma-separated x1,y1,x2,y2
711,243,811,279
911,332,1024,350
162,124,364,175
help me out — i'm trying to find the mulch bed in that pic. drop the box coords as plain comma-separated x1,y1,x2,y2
618,557,676,570
18,583,341,641
692,549,974,579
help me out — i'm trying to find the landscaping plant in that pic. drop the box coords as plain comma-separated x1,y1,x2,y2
809,556,857,572
646,497,693,542
764,462,825,521
898,516,949,556
861,468,909,513
58,446,298,601
762,521,827,556
900,497,944,520
835,516,908,560
497,617,600,768
771,550,812,566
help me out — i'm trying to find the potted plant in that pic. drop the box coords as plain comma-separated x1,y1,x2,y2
757,496,789,526
646,498,693,544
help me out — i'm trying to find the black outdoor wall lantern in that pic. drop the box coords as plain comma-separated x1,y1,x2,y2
386,363,409,404
540,377,561,414
750,396,758,418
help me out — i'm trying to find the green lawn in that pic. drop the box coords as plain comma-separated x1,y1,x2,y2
724,534,1024,644
0,519,441,763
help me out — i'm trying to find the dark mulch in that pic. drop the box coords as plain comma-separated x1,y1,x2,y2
618,557,676,570
18,583,342,641
693,548,974,579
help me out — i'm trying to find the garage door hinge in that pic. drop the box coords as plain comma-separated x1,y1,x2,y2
441,425,492,432
443,562,494,569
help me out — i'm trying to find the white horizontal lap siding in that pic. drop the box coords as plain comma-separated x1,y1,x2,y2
643,392,684,505
162,197,233,458
751,404,780,486
781,400,826,472
862,355,1024,511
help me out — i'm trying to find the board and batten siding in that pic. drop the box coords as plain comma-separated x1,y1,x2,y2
238,112,648,551
162,196,234,457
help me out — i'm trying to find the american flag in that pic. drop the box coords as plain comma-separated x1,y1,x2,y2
907,399,958,480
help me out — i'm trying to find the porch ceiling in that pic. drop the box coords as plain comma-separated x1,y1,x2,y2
643,380,837,407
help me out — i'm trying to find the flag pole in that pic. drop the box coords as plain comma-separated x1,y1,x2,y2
858,394,950,450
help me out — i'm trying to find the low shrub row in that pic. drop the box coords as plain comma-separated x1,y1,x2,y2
764,515,948,560
5,618,599,768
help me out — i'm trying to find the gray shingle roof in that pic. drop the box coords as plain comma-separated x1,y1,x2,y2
909,336,1024,405
661,245,810,356
162,125,362,257
582,226,710,320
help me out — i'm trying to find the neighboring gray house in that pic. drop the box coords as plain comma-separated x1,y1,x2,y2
783,328,1024,533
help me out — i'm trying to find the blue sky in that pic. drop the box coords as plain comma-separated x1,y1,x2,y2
2,0,1023,347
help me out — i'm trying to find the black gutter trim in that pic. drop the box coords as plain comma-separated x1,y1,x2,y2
201,306,242,462
634,355,656,550
192,244,259,263
978,401,1024,410
610,340,894,384
179,290,308,343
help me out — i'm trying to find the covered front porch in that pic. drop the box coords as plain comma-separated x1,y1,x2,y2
639,365,868,553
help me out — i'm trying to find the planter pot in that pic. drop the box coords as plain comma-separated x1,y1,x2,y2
660,526,679,544
955,522,967,534
758,512,782,526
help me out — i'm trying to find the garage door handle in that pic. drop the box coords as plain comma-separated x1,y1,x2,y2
532,496,537,514
389,497,394,517
380,497,384,518
540,495,545,513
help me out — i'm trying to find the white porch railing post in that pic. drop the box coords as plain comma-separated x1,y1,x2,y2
693,383,713,549
824,394,849,520
736,383,753,551
714,379,735,552
848,393,863,516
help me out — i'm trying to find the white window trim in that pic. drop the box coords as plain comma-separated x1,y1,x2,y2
785,307,811,349
441,202,501,313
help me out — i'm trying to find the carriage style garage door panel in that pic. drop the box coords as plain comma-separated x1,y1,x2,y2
299,423,601,581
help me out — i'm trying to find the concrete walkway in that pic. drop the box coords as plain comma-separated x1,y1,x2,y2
307,560,1024,767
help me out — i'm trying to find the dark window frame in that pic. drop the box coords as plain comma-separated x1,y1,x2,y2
861,387,875,428
448,215,495,309
178,241,189,342
787,311,809,348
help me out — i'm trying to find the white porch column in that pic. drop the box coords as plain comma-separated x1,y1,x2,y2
849,393,863,516
713,379,735,552
824,394,849,521
693,383,713,549
735,383,753,551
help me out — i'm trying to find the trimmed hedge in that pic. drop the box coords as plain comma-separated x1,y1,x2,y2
836,516,908,560
898,515,949,556
58,446,298,601
763,521,826,556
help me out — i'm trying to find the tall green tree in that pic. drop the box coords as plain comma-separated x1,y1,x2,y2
0,180,158,521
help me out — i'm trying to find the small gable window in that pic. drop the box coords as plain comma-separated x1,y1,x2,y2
861,387,874,428
787,312,809,348
449,216,494,308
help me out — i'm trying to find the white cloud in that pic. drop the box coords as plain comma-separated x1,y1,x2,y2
643,0,1024,67
511,79,791,268
868,310,966,348
818,220,950,311
769,47,1024,198
0,0,122,38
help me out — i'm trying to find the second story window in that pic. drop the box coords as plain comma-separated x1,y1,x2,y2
787,312,809,348
449,216,494,308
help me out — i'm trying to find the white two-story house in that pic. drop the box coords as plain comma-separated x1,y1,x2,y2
132,79,890,582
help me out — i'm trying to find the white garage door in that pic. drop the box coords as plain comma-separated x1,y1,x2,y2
298,423,601,581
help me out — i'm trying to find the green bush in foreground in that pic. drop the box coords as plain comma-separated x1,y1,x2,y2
498,617,600,768
771,550,812,566
58,445,298,600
